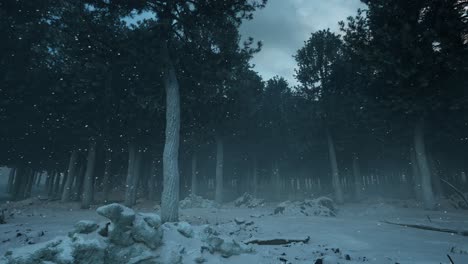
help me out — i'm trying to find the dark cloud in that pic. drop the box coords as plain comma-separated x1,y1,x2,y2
240,0,365,85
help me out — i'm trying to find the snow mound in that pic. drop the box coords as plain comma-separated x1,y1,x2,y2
274,197,337,217
1,203,253,264
233,193,265,208
179,194,219,209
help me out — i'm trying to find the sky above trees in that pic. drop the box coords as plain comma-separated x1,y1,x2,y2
240,0,365,84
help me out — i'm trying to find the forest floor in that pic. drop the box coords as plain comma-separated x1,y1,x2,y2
0,197,467,264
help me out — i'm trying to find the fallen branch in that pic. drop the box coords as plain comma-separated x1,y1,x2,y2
447,254,455,264
244,236,310,245
382,220,468,237
441,178,468,208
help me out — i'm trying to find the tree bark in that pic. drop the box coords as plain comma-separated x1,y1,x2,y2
160,37,181,222
62,150,78,202
81,140,97,209
413,118,436,210
352,153,362,201
326,129,344,204
191,152,197,196
124,142,137,207
215,135,224,204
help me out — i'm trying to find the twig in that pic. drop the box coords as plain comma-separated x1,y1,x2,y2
441,178,468,208
447,254,455,264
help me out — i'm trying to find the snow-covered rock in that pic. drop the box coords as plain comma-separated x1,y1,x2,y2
70,220,99,235
1,203,255,264
274,197,337,217
131,213,163,249
179,194,219,209
176,221,194,238
233,193,265,208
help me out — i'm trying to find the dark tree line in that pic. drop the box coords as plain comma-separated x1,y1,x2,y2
1,0,467,220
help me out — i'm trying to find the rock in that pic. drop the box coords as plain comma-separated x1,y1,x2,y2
71,220,99,235
131,213,163,249
71,235,106,264
179,194,219,209
106,243,159,264
158,242,184,264
96,203,135,226
97,204,136,246
233,193,265,208
234,217,246,225
274,197,336,217
450,245,468,255
203,236,254,258
176,222,193,238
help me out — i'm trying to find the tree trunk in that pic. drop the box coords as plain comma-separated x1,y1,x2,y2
124,142,137,207
81,140,97,209
7,168,16,194
160,38,181,222
326,129,344,204
148,160,158,201
46,171,55,198
62,150,78,202
410,147,423,201
428,153,443,198
130,148,143,206
252,156,258,197
36,172,42,187
191,152,197,196
272,161,281,200
352,154,362,201
215,135,224,204
102,149,112,203
74,162,86,201
414,119,436,210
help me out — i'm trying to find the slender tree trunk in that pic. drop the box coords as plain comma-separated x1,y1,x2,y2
414,119,436,210
252,155,258,197
428,153,443,197
81,140,97,209
160,39,181,222
272,160,281,200
410,147,423,201
7,168,15,194
36,172,42,187
191,152,197,196
53,171,62,198
75,162,86,201
102,149,112,203
47,171,56,198
148,159,158,201
124,142,137,207
352,154,362,201
62,150,78,202
130,148,143,206
24,169,34,199
215,135,224,204
326,129,344,204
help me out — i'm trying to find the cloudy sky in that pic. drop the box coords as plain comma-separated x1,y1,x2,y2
240,0,365,85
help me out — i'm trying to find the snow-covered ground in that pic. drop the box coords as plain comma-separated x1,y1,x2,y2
1,198,467,263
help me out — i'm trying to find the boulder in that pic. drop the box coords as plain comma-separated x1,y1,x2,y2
179,194,219,209
274,197,336,217
131,213,163,249
176,222,194,238
97,203,136,246
71,220,99,235
233,193,265,208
